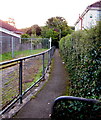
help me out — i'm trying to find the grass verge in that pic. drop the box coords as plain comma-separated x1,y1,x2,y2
0,49,47,62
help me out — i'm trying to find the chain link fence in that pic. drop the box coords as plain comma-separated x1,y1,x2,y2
0,36,50,56
0,47,55,115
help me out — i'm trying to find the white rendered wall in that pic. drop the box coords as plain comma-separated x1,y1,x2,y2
75,8,101,31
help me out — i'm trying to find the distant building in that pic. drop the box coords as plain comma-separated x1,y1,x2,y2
0,19,22,54
75,0,101,31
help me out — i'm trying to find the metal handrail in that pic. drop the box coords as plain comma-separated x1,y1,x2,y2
0,49,51,65
51,96,101,119
54,96,100,103
0,46,55,115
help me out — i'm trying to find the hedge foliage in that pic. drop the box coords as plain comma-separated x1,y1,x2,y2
59,21,101,100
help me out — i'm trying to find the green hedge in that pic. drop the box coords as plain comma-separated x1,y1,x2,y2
59,21,101,100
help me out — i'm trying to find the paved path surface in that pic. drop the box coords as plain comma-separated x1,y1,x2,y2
15,49,69,118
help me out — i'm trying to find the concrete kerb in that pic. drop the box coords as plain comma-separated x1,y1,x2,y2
1,66,51,119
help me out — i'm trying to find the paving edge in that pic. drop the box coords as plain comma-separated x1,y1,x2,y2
1,66,51,119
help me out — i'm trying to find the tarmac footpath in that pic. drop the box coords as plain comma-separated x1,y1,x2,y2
14,49,70,118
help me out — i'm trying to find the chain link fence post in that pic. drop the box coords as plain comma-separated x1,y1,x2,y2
11,37,14,58
19,60,23,104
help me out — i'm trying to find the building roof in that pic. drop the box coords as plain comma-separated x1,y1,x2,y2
0,19,22,34
88,0,101,8
75,0,101,25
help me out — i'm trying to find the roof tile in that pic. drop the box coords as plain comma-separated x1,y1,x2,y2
0,19,22,34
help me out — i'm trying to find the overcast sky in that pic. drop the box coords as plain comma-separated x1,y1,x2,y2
0,0,98,28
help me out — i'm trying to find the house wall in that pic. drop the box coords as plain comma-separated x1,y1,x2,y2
75,21,81,31
0,32,21,54
0,32,34,54
0,27,47,55
82,9,101,29
0,32,44,55
0,27,20,38
75,8,101,31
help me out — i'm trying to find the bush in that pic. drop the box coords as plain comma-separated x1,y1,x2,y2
59,21,101,100
21,34,31,43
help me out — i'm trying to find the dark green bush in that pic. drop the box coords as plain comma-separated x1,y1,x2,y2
59,21,101,100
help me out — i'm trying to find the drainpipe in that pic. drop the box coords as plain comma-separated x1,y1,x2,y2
79,14,83,30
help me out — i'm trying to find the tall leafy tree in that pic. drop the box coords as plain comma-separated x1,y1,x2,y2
41,16,71,47
46,16,71,37
25,24,41,36
41,26,59,47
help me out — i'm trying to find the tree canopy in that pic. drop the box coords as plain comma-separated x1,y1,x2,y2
46,17,67,29
26,24,41,36
41,16,72,47
21,24,41,37
21,16,73,47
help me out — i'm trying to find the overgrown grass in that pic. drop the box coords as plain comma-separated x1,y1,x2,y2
1,49,48,108
23,67,43,92
0,49,47,62
2,60,43,108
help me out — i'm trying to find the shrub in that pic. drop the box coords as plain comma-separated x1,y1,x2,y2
59,21,101,100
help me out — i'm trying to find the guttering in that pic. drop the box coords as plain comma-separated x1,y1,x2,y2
0,27,21,38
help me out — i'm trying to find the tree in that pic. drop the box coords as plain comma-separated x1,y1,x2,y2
25,24,41,36
46,16,71,37
41,26,59,47
46,17,66,28
41,16,71,47
21,34,30,43
21,34,30,38
31,25,41,36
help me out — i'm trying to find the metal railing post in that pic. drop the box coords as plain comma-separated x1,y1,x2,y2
19,60,23,104
42,53,45,78
49,49,52,64
48,51,50,65
0,47,55,114
49,49,51,64
50,48,52,60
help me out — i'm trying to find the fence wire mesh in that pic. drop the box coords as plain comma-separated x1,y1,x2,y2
0,37,50,61
1,63,19,110
0,47,55,114
22,55,43,92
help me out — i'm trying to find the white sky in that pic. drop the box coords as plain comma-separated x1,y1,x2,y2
0,0,98,28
